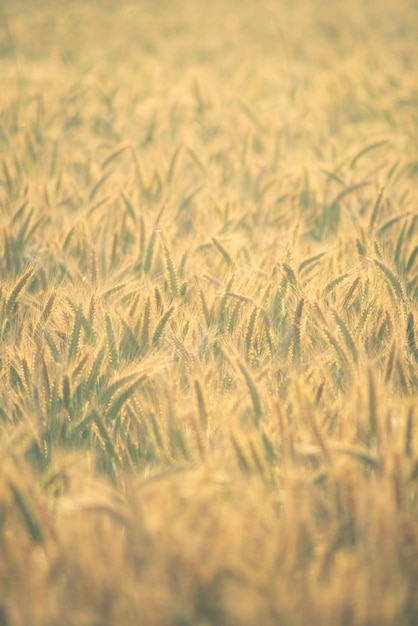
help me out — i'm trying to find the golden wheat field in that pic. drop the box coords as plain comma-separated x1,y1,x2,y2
0,0,418,624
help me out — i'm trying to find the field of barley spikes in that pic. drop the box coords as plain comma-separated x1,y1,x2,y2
1,0,418,624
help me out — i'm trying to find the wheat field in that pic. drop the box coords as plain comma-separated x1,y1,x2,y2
0,0,418,624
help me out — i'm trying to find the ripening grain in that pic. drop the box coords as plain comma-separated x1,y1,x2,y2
0,0,417,624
